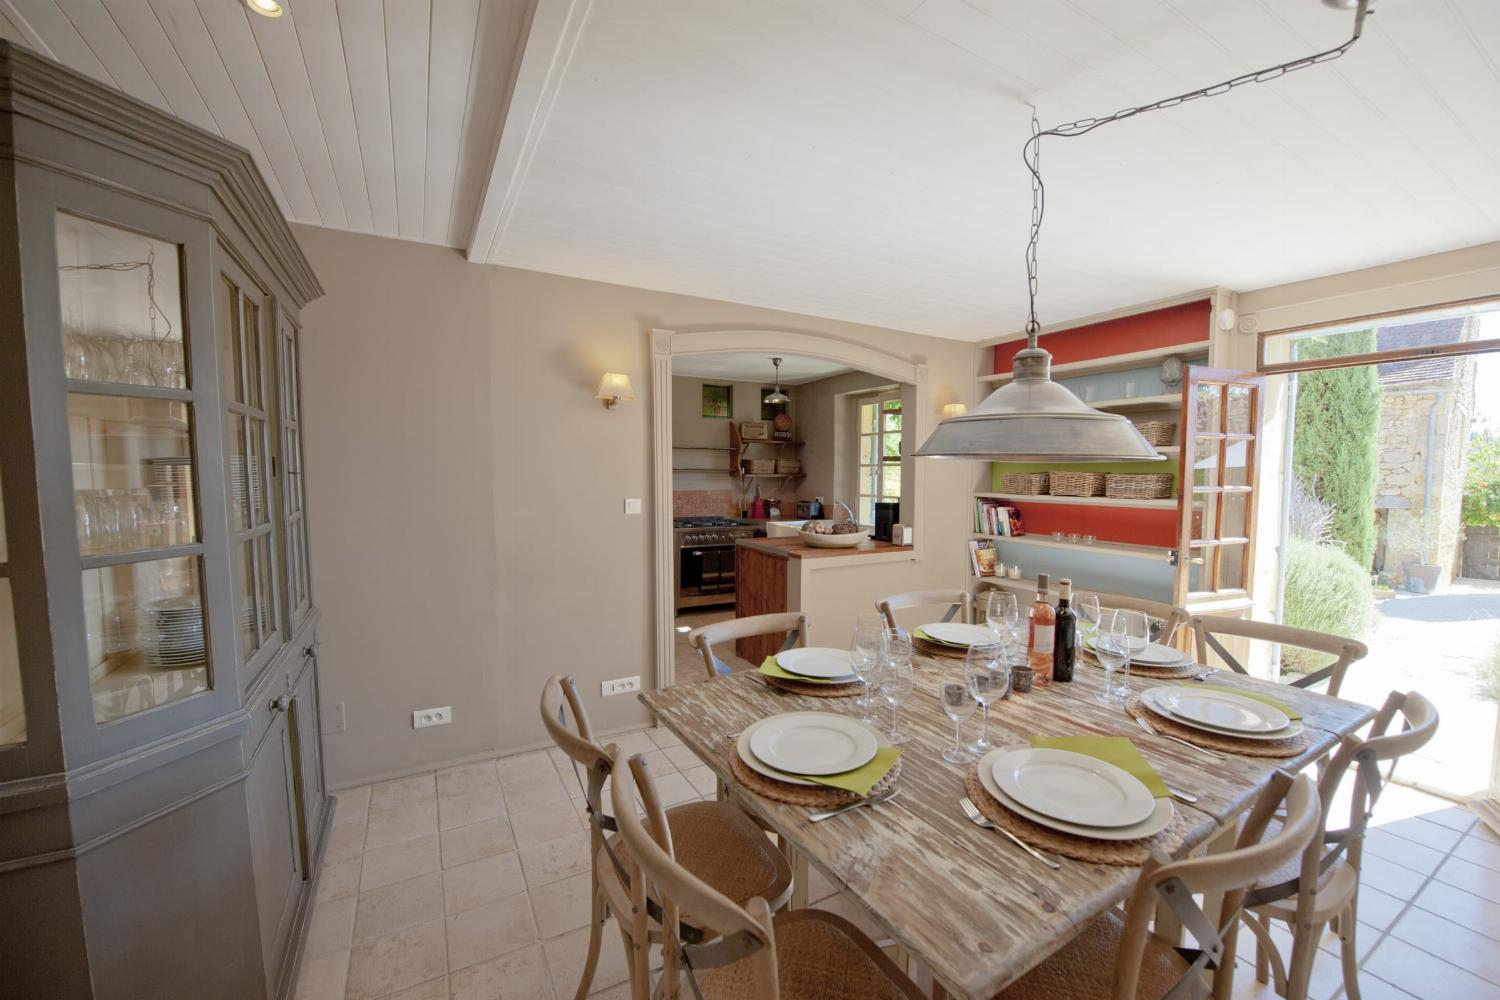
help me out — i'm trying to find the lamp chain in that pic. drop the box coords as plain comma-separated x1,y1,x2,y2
1020,0,1372,347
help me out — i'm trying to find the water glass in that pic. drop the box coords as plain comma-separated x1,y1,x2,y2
1096,608,1147,703
878,653,914,745
850,613,887,719
985,591,1019,643
964,641,1008,753
940,681,976,764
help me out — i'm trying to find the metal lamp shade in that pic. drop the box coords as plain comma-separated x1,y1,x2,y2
915,346,1166,464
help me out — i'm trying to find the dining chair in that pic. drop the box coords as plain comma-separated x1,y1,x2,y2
992,769,1319,1000
609,751,925,1000
1190,615,1369,697
540,675,794,1000
688,612,809,679
877,589,972,631
1240,690,1439,1000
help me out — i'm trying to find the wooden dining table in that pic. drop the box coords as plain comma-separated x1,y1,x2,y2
640,650,1375,1000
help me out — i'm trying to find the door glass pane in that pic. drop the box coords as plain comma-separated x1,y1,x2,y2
85,556,209,723
1195,383,1222,433
69,395,196,554
882,410,902,432
0,580,24,746
1220,543,1247,591
1224,439,1250,488
256,533,277,639
220,276,244,403
233,541,257,660
1191,498,1218,543
860,403,877,433
57,214,186,389
882,433,901,458
1227,385,1253,434
858,497,873,524
1191,439,1220,489
881,464,901,498
1223,493,1249,539
243,297,262,410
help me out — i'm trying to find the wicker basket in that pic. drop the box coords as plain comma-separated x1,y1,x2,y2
775,459,801,475
1000,473,1049,496
742,458,776,475
1135,420,1177,447
1049,471,1107,497
1105,473,1174,500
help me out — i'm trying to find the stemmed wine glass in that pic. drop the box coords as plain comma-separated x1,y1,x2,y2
940,681,976,764
964,641,1008,753
1074,592,1101,650
879,631,913,744
1096,608,1147,704
849,613,886,721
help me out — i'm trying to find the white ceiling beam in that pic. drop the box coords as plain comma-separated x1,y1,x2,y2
463,0,592,262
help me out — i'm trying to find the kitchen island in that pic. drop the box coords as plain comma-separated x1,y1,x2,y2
735,536,915,662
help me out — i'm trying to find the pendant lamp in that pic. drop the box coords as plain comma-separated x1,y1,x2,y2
763,357,790,405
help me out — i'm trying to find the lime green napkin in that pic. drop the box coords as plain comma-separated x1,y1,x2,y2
1172,685,1301,720
1030,735,1170,798
767,747,903,795
759,656,837,685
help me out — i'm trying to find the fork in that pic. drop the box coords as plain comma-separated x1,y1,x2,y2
959,797,1062,869
1188,668,1220,683
1134,715,1228,763
808,787,899,823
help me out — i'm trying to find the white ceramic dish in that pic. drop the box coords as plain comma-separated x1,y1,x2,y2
746,712,879,776
798,527,871,548
977,747,1173,841
991,747,1156,827
1153,686,1289,733
1085,636,1152,656
776,648,858,680
737,720,888,786
1141,688,1304,742
920,622,1000,648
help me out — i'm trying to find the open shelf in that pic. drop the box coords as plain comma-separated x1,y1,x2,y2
972,532,1173,561
978,339,1212,384
672,445,733,451
976,491,1177,510
1092,393,1179,413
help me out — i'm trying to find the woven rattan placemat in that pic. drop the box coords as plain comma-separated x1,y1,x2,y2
914,637,970,660
764,675,863,699
962,769,1186,866
723,738,902,807
1125,696,1308,759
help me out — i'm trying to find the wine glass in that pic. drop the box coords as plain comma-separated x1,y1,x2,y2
1096,609,1147,704
940,681,976,764
849,616,886,718
878,647,914,745
1075,592,1101,651
985,591,1018,643
964,641,1008,753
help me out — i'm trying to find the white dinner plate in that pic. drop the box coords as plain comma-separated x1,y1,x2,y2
1084,636,1152,656
921,622,1000,648
1152,686,1289,733
977,748,1173,841
776,648,858,681
1140,688,1304,742
746,712,879,776
737,721,888,786
991,747,1156,827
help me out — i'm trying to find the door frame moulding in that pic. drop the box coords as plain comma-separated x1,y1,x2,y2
650,328,925,691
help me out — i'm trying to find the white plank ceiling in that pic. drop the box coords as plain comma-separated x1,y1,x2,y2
3,0,1498,340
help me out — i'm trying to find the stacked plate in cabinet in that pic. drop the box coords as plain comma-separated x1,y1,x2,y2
974,746,1173,841
1139,686,1303,742
141,597,206,670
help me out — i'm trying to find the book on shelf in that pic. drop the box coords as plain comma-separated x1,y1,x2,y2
974,498,1023,538
968,538,998,577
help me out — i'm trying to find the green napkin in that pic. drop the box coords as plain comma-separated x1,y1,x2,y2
1030,735,1170,799
767,747,903,795
913,626,986,648
759,656,837,685
1171,685,1301,720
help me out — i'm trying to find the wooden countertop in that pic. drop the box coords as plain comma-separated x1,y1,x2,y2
736,536,914,560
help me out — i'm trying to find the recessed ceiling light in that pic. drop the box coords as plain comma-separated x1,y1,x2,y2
246,0,284,17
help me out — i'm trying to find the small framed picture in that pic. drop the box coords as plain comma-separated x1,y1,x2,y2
701,384,732,418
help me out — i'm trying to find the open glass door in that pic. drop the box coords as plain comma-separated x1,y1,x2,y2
1175,368,1266,608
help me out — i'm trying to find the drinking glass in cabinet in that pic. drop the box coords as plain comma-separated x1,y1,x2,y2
83,556,210,723
68,395,197,555
56,213,186,389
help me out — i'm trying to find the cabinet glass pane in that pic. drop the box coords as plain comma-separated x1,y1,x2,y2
57,214,186,389
0,580,23,746
228,414,250,531
256,533,277,640
69,395,197,554
220,275,245,403
233,541,257,660
248,417,269,526
243,297,263,410
286,427,303,515
85,556,209,723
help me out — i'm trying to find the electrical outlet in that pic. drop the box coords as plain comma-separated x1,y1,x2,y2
624,498,642,515
323,701,346,735
601,675,641,697
412,706,452,729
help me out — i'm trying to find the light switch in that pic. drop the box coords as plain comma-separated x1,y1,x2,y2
624,498,642,515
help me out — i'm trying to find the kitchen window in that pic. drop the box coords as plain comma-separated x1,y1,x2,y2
856,391,902,524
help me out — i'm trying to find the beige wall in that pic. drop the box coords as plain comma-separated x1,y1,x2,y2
294,225,973,786
670,376,767,498
794,370,894,508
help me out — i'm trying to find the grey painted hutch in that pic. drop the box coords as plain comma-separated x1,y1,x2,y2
0,43,329,999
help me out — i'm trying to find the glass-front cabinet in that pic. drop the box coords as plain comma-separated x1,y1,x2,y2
0,43,327,1000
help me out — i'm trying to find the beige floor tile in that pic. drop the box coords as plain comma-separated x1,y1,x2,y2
370,773,437,814
1361,854,1430,899
315,854,363,903
638,749,676,775
361,835,441,893
610,731,657,757
345,917,447,1000
585,982,632,1000
503,772,570,809
1390,904,1500,985
680,766,718,798
366,799,440,851
661,745,704,771
1421,805,1479,834
1378,815,1466,854
354,873,445,944
324,821,368,861
332,786,372,829
519,833,592,889
439,789,507,832
449,942,553,1000
1363,935,1500,999
292,948,349,1000
446,892,539,971
441,817,517,868
511,803,584,848
1455,833,1500,873
543,920,631,998
1349,883,1406,932
649,772,698,808
444,852,527,916
497,751,557,786
437,762,500,799
304,894,357,958
383,976,448,1000
646,726,683,749
530,870,594,939
1414,876,1500,942
1365,827,1448,875
1436,854,1500,905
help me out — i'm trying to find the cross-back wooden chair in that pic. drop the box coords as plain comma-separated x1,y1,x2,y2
610,751,925,1000
688,612,809,679
540,675,793,999
1190,615,1368,697
876,589,971,632
993,769,1319,1000
1240,690,1438,1000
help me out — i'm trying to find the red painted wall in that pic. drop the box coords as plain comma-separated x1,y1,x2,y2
1007,502,1178,549
993,299,1210,374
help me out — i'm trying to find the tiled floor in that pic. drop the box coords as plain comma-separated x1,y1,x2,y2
297,728,1500,1000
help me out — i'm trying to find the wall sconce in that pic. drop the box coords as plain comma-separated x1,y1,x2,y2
595,372,636,409
941,403,968,419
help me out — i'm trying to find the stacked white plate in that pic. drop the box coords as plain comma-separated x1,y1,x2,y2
1140,686,1303,741
975,745,1173,841
141,597,206,669
1083,637,1187,667
736,712,882,786
918,622,1000,648
773,647,858,682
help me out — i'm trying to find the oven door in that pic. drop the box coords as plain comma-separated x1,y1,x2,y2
678,544,737,606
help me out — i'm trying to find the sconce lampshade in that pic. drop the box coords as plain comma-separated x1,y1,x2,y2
595,372,636,409
941,403,968,419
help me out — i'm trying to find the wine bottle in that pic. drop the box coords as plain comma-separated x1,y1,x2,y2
1053,578,1076,683
1027,572,1055,684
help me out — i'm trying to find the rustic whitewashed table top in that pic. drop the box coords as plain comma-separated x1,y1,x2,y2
640,653,1374,1000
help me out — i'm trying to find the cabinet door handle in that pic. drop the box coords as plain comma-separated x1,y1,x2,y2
271,695,291,713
